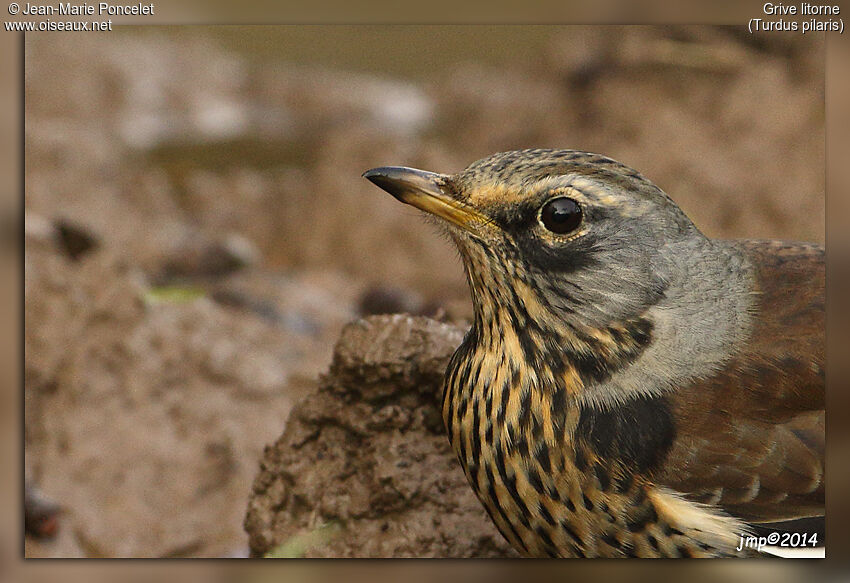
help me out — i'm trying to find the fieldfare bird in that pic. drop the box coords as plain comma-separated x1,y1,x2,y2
363,149,824,558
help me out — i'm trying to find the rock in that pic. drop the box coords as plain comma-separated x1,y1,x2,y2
24,214,100,261
357,284,457,323
25,482,62,540
357,285,425,316
156,232,261,282
55,219,100,261
244,314,516,558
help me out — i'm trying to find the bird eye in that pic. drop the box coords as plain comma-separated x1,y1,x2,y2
539,197,582,235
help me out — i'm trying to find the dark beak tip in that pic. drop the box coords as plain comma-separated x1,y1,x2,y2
362,167,412,201
362,167,393,182
362,168,387,188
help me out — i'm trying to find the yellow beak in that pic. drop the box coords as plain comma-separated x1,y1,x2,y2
363,166,488,233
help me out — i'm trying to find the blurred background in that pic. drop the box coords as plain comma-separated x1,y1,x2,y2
24,26,824,558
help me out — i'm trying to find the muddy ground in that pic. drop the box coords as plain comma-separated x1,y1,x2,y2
245,315,517,558
24,27,824,557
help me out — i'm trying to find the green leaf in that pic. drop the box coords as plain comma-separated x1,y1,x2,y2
143,286,206,305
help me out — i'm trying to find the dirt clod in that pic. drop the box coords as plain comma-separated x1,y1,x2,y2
244,315,517,558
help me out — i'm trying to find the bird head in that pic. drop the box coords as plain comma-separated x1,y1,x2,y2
364,149,706,330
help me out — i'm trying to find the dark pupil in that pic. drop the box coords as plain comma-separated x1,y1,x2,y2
541,197,582,234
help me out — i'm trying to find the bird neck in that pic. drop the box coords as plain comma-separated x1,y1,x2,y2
442,238,752,557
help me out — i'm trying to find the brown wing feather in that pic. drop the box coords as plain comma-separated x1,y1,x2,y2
659,240,824,522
